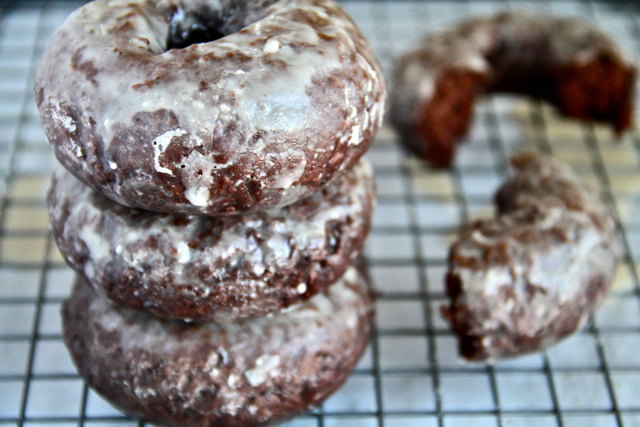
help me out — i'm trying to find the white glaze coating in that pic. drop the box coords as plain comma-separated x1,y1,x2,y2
452,209,617,333
90,265,368,351
36,0,386,215
49,158,375,321
446,155,620,360
63,264,374,425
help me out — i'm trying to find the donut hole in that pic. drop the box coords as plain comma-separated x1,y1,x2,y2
167,7,227,50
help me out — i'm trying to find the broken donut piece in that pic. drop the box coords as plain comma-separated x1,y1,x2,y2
443,154,620,361
391,11,636,168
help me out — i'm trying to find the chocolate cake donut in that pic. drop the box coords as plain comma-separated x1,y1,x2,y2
391,11,636,168
35,0,386,214
62,264,374,427
443,154,620,360
49,158,374,321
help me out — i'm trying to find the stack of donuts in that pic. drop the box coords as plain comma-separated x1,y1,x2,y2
35,0,386,425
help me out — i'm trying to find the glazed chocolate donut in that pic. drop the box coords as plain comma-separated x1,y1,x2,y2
62,264,374,427
35,0,386,214
48,158,374,321
391,11,636,168
443,154,619,360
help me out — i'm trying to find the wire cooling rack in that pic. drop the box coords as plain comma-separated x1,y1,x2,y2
1,0,640,426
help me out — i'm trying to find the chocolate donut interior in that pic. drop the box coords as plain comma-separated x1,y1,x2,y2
418,52,634,167
484,38,635,133
411,70,487,168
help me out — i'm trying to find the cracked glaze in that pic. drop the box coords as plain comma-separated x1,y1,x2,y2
35,0,386,214
62,264,374,427
444,154,620,360
49,158,374,321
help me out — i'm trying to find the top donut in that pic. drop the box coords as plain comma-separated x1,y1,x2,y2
35,0,386,215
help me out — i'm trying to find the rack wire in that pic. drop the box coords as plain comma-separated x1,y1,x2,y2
1,1,640,426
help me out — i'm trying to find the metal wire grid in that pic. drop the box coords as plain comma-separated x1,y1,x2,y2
1,0,640,426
